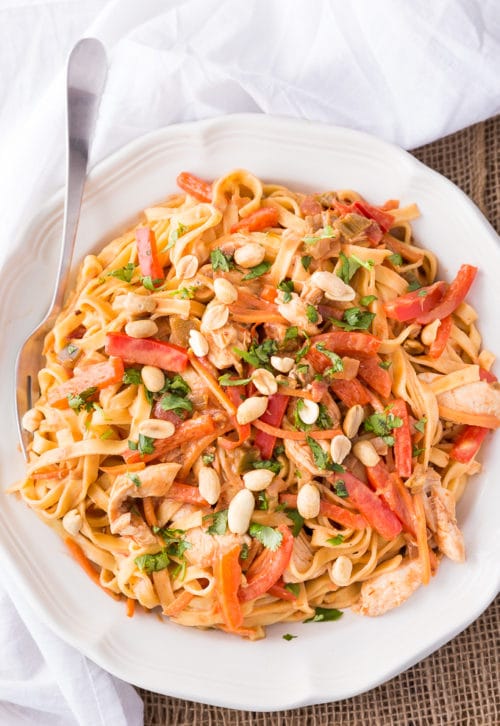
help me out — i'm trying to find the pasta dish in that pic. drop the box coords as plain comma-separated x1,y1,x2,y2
14,169,499,639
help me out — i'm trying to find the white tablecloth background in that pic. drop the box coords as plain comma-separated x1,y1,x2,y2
0,1,499,723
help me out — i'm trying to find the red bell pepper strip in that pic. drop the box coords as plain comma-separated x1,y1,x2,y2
330,378,371,407
164,482,209,506
355,356,392,398
310,332,381,364
253,394,290,459
352,200,395,233
214,545,244,630
384,281,446,322
48,357,124,409
238,525,294,602
267,579,297,602
219,385,251,450
176,171,212,203
391,399,413,479
280,493,367,530
135,227,164,284
450,425,489,463
331,471,403,541
230,207,279,233
366,461,416,536
479,367,497,383
416,264,478,325
428,315,453,358
125,415,215,463
105,333,188,372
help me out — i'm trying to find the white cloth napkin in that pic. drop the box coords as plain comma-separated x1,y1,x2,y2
0,1,499,723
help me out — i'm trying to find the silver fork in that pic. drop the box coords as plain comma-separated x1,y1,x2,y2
15,38,107,460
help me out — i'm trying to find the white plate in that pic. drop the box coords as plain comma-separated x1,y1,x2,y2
1,114,499,711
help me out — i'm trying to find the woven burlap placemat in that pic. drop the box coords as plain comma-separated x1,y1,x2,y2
138,116,500,726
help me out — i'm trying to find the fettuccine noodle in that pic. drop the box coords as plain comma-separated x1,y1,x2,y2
13,170,499,638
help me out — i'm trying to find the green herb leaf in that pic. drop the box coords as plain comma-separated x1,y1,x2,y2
108,263,136,283
256,491,269,511
412,445,425,457
327,534,345,546
202,452,215,465
284,326,299,342
295,338,311,363
303,225,335,245
252,459,282,474
277,279,294,303
138,433,155,455
284,582,300,597
153,527,192,559
160,393,193,416
128,440,138,451
378,360,392,370
240,543,249,560
306,304,319,323
317,403,333,430
282,633,298,641
165,286,196,299
331,307,375,332
304,607,343,623
407,279,422,291
417,289,428,297
285,508,304,537
360,295,377,306
135,551,170,574
67,387,98,413
306,435,330,470
166,222,188,251
210,248,234,272
316,343,344,373
242,261,271,280
207,509,228,536
249,522,283,551
301,255,313,270
218,374,252,387
123,368,142,385
414,416,427,434
141,276,164,291
337,252,374,284
233,339,278,369
364,410,403,445
334,480,348,498
127,473,142,488
99,429,114,440
161,374,191,397
388,253,403,266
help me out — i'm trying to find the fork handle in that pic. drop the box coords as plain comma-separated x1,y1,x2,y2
50,38,107,315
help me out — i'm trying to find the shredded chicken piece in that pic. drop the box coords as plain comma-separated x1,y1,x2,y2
108,463,181,546
284,438,324,478
205,323,251,372
276,291,321,334
184,527,249,567
353,558,423,616
438,381,500,419
426,485,465,563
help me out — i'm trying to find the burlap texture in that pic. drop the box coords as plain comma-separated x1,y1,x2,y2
138,116,500,725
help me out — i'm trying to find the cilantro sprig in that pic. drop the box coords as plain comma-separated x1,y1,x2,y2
249,522,283,551
364,409,403,446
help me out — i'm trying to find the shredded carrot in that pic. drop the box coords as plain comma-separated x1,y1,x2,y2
143,497,158,528
252,419,342,441
163,590,194,617
276,386,316,401
177,425,232,480
438,404,500,429
188,351,237,416
32,467,69,480
64,537,119,600
126,597,136,618
413,492,431,586
229,309,286,324
100,462,146,475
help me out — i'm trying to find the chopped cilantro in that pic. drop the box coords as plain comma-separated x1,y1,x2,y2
317,403,333,430
413,445,425,457
364,410,403,445
137,434,155,455
284,326,299,342
127,473,142,488
252,459,282,474
306,304,319,323
284,582,300,597
161,374,191,397
141,276,163,291
285,508,304,537
378,360,392,370
331,307,375,332
123,368,142,385
153,527,192,560
210,247,234,272
67,387,97,413
407,279,422,291
135,551,170,574
275,444,285,456
202,452,215,465
242,261,271,280
418,289,428,297
240,543,249,560
166,222,188,250
306,435,331,470
360,294,377,306
387,253,403,266
334,481,348,498
207,509,228,536
277,279,294,303
301,255,313,270
304,607,343,623
249,522,283,551
166,286,196,299
316,343,344,374
295,338,311,363
414,416,427,433
303,225,335,245
327,534,345,546
160,393,193,416
337,252,373,284
218,374,252,387
128,440,138,451
233,339,278,369
99,429,114,440
282,633,298,641
108,263,136,283
256,491,269,511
